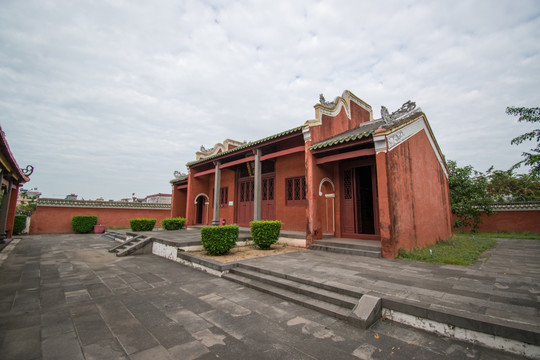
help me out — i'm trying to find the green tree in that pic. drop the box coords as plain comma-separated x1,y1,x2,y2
486,168,540,202
507,106,540,176
448,160,493,232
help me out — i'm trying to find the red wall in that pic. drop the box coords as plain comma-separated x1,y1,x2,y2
311,102,371,144
171,185,187,218
30,206,171,234
452,211,540,234
216,168,236,225
274,152,306,231
383,128,453,257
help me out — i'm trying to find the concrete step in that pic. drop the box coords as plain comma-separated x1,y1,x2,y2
102,231,127,242
228,267,358,309
313,239,381,251
108,235,152,257
310,244,381,258
223,265,381,329
222,272,352,321
237,263,363,298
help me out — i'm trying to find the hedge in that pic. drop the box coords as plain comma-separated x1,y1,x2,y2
250,220,282,250
162,217,186,230
72,215,98,233
14,214,27,235
129,218,156,232
201,225,239,255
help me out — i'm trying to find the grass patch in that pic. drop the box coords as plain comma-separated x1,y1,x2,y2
467,232,540,240
396,233,497,265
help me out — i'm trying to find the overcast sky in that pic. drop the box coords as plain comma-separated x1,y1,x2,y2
1,0,539,200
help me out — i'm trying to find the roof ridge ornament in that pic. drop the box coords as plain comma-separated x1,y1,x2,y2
381,100,417,125
319,93,337,107
21,165,34,176
173,171,187,179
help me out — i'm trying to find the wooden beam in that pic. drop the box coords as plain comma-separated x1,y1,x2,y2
194,145,305,176
261,145,305,161
219,156,254,169
315,148,375,165
176,184,188,190
193,168,215,178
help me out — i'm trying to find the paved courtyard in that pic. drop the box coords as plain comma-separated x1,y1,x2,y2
0,234,531,359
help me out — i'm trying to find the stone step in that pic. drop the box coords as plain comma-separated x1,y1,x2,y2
313,239,381,251
108,235,152,257
222,272,352,321
228,267,358,309
310,244,381,258
237,263,363,298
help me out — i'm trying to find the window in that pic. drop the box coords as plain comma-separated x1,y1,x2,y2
285,176,306,206
220,187,228,207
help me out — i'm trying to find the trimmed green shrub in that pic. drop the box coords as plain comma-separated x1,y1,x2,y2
201,225,239,255
129,218,156,232
72,215,98,233
250,220,282,250
14,214,27,235
162,217,186,230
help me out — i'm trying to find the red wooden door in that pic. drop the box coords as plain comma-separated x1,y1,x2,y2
341,165,378,237
341,168,356,235
237,179,254,226
261,176,275,220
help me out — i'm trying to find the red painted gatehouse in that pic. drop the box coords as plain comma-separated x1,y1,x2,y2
171,90,452,257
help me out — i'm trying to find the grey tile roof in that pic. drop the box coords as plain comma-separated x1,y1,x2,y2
38,198,170,209
490,202,540,211
170,175,188,184
309,119,385,151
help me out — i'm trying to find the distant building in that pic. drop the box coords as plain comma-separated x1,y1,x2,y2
65,193,78,200
146,193,172,204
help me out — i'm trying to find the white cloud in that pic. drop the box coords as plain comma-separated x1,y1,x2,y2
1,0,539,199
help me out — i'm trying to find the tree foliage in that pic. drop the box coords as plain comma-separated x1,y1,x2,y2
447,160,493,232
507,106,540,176
486,168,540,202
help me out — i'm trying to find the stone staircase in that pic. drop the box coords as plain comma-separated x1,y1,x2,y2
222,263,381,329
108,234,153,257
310,239,381,258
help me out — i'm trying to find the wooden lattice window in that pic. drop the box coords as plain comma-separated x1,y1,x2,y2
344,169,353,200
262,178,275,201
286,176,306,206
220,187,228,207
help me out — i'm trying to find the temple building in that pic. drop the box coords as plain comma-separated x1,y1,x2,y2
171,90,452,257
0,126,31,241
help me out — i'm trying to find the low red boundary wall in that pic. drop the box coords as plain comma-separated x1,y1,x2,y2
452,203,540,234
29,199,172,234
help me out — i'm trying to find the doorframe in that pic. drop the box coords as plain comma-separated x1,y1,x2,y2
339,158,380,240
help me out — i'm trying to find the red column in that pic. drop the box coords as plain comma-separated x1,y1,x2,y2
305,128,322,245
374,129,394,258
185,171,196,226
6,185,19,238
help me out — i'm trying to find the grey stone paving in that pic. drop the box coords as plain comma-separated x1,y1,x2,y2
0,234,530,359
239,238,540,335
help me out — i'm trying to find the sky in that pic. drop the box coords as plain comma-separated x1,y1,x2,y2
1,0,539,200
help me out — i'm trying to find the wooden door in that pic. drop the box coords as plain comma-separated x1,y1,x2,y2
237,178,254,226
341,165,378,237
261,176,275,220
341,168,356,235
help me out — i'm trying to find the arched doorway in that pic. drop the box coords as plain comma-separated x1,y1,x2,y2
319,178,336,235
194,193,209,225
